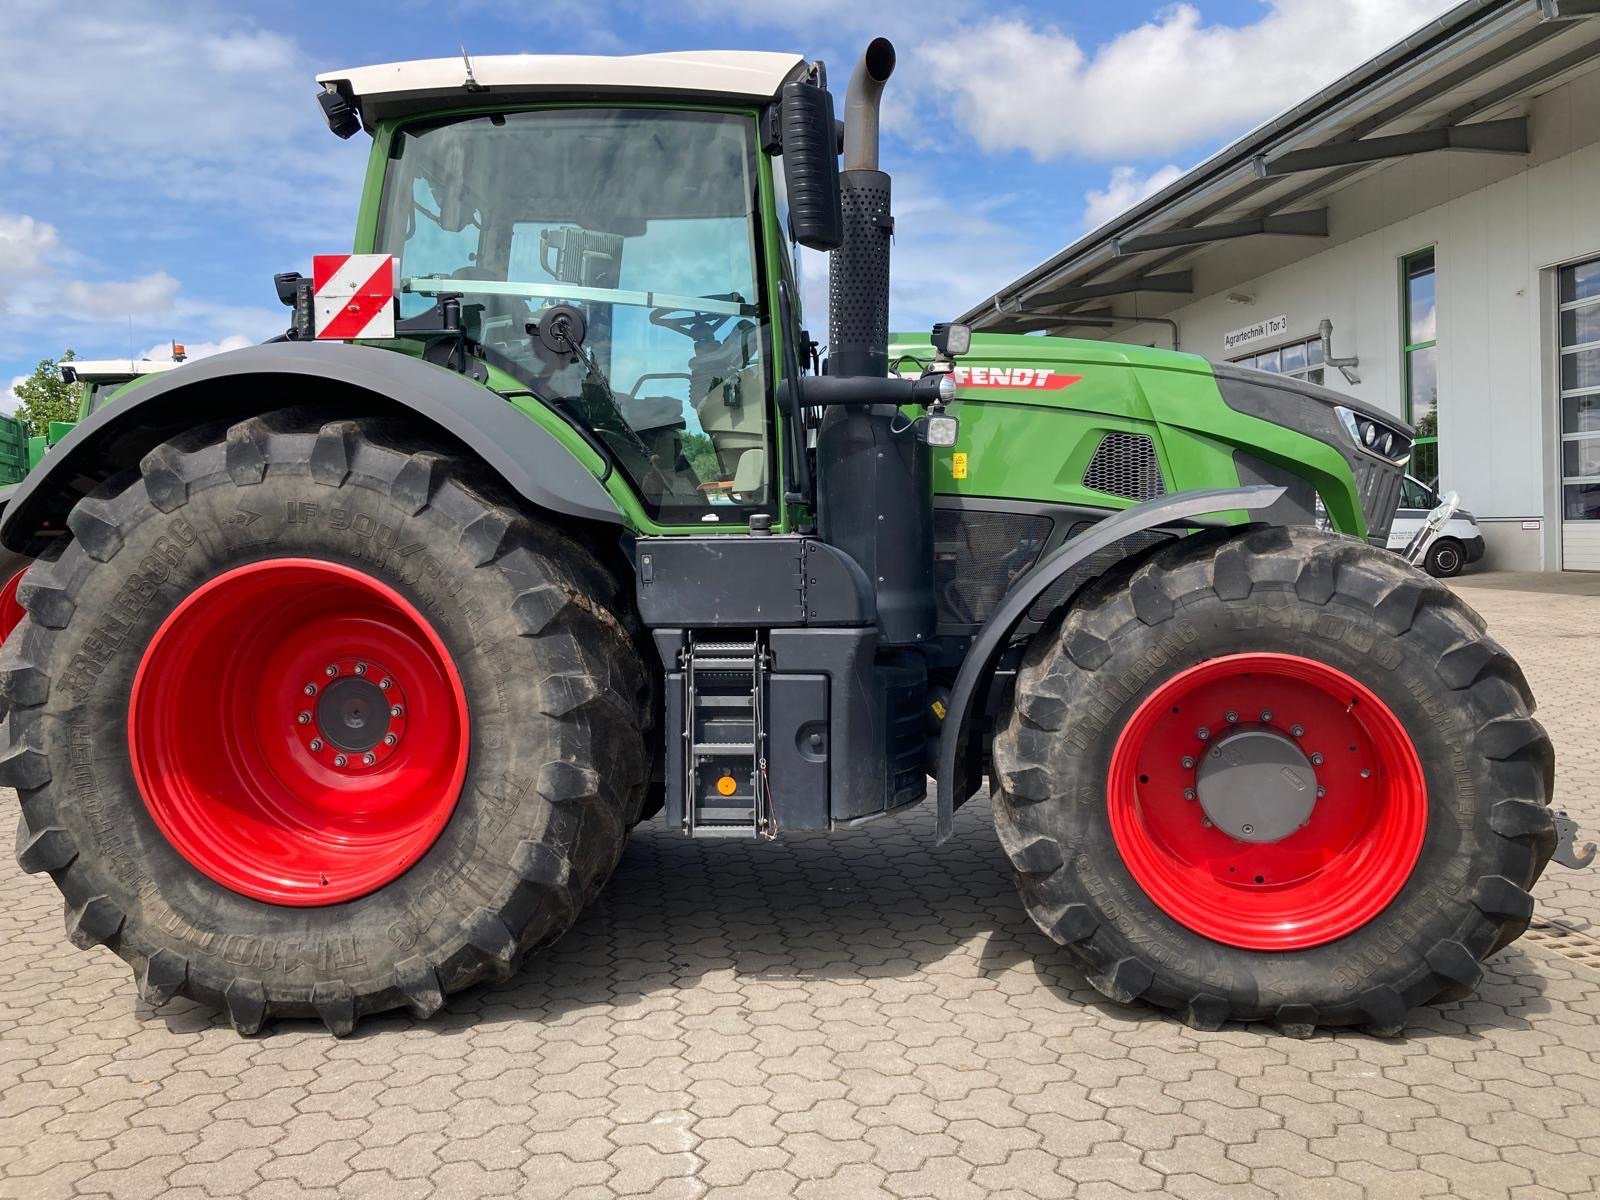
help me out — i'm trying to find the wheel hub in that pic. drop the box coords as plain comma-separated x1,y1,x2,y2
297,658,409,769
1195,728,1317,843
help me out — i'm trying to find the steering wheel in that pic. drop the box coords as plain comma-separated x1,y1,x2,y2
648,294,744,344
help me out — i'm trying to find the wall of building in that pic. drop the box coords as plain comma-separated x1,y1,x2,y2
1118,65,1600,570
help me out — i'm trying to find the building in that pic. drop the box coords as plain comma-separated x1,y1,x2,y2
962,0,1600,572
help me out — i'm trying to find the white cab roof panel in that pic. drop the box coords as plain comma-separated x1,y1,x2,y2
62,359,185,381
318,51,807,125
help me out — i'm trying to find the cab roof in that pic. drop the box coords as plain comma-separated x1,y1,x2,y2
317,51,808,127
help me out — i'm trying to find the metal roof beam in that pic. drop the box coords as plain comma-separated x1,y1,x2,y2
1257,116,1528,176
1539,0,1600,20
1025,270,1192,307
1113,209,1328,256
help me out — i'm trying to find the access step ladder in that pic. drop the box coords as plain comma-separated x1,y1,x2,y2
681,636,773,838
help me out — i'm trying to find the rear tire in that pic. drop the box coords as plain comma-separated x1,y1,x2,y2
2,411,650,1034
992,525,1555,1035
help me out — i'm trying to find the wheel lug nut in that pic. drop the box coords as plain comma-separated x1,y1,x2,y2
325,664,338,677
379,677,392,691
1360,768,1372,779
390,705,403,718
303,683,317,696
297,711,311,725
362,752,376,765
1224,710,1238,724
1290,724,1305,738
309,738,323,751
1183,788,1197,801
1196,727,1210,741
1259,710,1273,723
1181,756,1195,769
1310,752,1324,766
354,662,367,676
1316,785,1326,798
334,754,348,767
383,733,398,746
1200,817,1212,827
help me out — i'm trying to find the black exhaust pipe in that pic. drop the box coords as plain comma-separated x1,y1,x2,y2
828,37,896,380
816,38,934,647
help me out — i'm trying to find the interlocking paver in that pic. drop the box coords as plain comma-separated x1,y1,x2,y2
2,579,1599,1198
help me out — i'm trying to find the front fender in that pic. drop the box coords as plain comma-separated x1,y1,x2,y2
0,341,624,555
934,484,1285,842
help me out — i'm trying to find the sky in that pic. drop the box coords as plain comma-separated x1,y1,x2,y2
0,0,1461,408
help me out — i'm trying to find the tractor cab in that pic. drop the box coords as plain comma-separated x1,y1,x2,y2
315,52,819,525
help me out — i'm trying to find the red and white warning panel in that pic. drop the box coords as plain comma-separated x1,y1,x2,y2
312,254,397,340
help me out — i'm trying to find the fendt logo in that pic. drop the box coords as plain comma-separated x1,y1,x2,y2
949,365,1083,391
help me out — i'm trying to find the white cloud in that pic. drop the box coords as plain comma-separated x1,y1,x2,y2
2,375,25,415
793,171,1043,342
140,335,253,362
60,273,181,322
915,0,1459,161
0,1,361,244
1082,164,1185,232
0,214,60,281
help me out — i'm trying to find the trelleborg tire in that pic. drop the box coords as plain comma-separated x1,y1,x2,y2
3,410,650,1034
991,524,1556,1036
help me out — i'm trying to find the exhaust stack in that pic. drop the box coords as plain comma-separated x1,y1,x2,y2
828,38,896,379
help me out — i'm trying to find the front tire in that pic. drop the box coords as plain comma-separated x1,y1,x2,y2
3,411,650,1034
1424,537,1466,578
992,526,1555,1035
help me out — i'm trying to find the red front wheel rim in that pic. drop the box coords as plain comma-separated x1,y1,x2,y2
0,567,26,643
1107,653,1427,951
129,559,470,905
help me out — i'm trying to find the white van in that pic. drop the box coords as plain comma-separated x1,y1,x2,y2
1386,475,1485,577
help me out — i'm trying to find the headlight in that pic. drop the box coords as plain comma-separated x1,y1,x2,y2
922,414,960,447
1335,405,1410,464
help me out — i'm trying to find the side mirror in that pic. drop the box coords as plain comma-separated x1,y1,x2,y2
779,81,844,251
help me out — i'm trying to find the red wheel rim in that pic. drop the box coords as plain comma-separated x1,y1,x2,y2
129,559,470,905
1106,652,1426,951
0,567,25,643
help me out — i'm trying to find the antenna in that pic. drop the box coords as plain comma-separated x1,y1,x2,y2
128,315,135,364
448,1,481,91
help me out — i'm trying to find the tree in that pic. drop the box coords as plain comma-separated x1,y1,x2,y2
10,350,77,437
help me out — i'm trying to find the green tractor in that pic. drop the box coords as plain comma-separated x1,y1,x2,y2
3,39,1577,1037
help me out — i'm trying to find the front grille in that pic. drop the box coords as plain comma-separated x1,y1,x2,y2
934,509,1053,625
1083,433,1165,501
1352,456,1404,545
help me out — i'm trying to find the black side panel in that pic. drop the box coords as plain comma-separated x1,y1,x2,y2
1231,452,1317,527
766,674,831,830
635,536,875,628
1211,364,1407,546
815,406,934,644
767,627,926,825
0,341,622,555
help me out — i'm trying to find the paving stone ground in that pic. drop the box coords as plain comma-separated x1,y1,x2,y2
3,577,1599,1199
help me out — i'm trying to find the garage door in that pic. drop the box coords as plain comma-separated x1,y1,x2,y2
1560,257,1600,570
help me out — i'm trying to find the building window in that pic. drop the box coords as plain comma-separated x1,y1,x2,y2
1560,256,1600,523
1231,335,1324,385
1402,248,1438,481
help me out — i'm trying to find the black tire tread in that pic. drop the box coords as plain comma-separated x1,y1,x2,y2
2,411,651,1035
992,525,1555,1035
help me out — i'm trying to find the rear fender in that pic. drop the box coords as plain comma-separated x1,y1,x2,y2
934,484,1285,842
0,341,624,556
